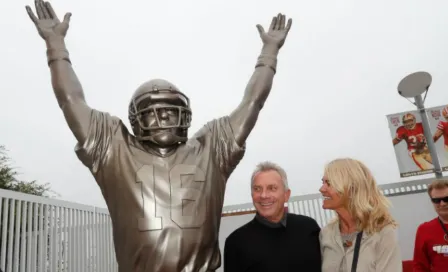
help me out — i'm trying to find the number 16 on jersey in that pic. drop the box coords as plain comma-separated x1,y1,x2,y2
136,164,206,231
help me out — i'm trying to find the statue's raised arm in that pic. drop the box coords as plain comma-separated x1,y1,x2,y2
26,0,93,145
229,13,292,147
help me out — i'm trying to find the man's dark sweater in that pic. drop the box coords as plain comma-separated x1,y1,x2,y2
223,213,322,272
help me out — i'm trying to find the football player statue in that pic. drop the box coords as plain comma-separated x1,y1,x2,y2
26,1,292,271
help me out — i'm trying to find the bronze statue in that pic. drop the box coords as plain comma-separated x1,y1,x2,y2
26,1,292,271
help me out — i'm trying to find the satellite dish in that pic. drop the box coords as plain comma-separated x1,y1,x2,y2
397,71,432,98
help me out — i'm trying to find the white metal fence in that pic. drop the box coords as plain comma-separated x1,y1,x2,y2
0,188,118,272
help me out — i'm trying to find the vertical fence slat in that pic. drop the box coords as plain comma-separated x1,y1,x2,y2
1,198,9,270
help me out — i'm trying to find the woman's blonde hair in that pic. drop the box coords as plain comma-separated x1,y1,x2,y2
324,158,397,234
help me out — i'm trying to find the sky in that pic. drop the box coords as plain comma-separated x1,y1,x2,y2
1,0,448,209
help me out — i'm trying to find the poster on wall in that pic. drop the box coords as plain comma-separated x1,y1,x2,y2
387,110,435,177
426,104,448,172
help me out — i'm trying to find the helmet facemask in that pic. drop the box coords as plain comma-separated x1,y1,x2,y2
129,90,192,147
402,114,416,130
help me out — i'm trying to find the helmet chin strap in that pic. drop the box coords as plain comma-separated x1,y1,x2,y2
137,131,187,146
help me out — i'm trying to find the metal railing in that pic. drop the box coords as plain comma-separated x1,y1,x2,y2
0,188,118,272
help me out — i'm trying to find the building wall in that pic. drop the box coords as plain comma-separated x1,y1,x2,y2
217,191,436,272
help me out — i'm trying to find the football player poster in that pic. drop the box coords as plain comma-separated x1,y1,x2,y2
427,105,448,171
387,110,436,177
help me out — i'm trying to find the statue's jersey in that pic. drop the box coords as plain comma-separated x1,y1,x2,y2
74,110,245,272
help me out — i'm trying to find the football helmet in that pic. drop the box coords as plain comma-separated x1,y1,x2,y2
442,106,448,120
128,79,192,145
402,113,416,130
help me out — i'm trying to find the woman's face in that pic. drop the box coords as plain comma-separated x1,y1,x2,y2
319,176,344,210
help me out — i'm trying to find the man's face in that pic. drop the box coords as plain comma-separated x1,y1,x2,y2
430,187,448,219
251,170,291,222
140,103,181,146
403,117,416,130
141,103,179,130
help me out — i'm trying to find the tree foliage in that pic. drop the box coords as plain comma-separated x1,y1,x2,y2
0,145,52,197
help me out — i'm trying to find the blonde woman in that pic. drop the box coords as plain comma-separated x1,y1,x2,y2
319,158,402,272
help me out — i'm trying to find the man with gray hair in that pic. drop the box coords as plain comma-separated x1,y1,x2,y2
223,161,322,272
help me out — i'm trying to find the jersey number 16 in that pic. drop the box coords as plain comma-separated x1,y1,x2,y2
136,164,206,231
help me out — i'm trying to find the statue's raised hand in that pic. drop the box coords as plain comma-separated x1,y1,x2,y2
256,13,292,49
26,0,71,41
